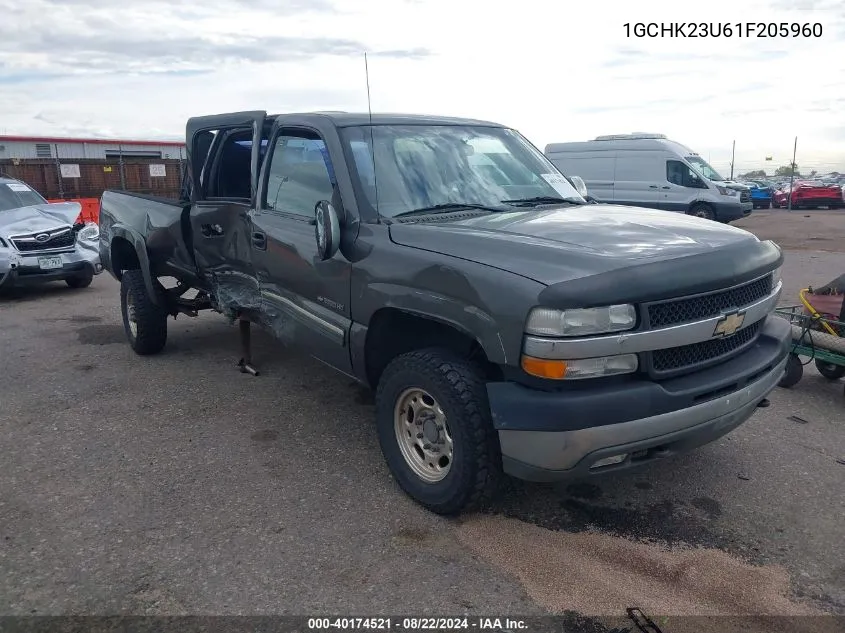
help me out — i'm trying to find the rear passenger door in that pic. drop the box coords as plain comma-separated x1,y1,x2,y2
250,122,353,374
186,111,267,312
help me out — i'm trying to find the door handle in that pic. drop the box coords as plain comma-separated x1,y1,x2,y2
201,223,224,237
662,186,671,189
648,185,659,189
252,231,267,250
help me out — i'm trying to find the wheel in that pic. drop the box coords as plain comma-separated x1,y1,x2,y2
65,268,94,289
815,359,845,381
374,349,502,515
778,353,804,388
688,203,715,221
120,269,167,355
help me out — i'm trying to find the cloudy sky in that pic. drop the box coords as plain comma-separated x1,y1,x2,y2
1,0,843,175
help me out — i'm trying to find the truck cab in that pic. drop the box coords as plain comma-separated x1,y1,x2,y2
99,111,790,515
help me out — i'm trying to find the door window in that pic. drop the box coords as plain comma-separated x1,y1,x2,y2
264,131,335,217
667,160,706,188
204,128,254,200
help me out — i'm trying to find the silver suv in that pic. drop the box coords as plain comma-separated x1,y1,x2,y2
0,176,102,290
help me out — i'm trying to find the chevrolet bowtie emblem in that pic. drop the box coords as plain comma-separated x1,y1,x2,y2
713,311,746,337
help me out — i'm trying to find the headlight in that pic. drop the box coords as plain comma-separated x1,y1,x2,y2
78,222,99,242
521,353,638,380
716,186,737,196
525,304,637,337
771,266,782,289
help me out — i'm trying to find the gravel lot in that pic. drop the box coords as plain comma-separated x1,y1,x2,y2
1,210,843,627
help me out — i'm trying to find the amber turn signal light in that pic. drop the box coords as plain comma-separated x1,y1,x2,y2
521,355,568,379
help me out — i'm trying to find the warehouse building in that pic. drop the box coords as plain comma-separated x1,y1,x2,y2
0,135,185,160
0,135,187,201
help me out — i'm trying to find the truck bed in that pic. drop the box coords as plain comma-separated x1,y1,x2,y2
99,190,201,285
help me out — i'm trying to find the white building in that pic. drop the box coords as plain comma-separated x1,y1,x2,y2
0,135,186,161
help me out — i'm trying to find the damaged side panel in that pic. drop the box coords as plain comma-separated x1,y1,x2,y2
188,201,262,317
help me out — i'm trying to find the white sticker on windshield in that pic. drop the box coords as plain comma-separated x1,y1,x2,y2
541,173,573,196
7,183,31,192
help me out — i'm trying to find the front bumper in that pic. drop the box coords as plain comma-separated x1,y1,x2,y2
488,316,790,482
714,200,753,221
0,241,102,288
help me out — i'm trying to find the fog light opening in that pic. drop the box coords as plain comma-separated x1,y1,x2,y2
590,453,628,469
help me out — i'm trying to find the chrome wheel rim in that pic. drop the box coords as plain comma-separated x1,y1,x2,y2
126,292,138,338
393,387,453,483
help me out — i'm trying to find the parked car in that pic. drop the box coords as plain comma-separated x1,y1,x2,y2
0,175,103,290
99,110,789,514
544,134,753,223
772,180,844,209
746,182,773,209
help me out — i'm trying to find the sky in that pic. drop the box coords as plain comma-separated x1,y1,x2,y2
1,0,843,176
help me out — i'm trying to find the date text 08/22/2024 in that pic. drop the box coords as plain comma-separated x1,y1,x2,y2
306,618,528,631
623,22,823,38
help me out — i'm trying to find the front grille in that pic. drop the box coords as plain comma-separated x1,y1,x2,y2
11,228,75,252
647,274,773,328
650,320,763,375
740,191,750,203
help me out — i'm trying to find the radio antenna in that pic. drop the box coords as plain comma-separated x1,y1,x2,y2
364,52,380,219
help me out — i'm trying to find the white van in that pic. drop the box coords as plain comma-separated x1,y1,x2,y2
544,134,752,222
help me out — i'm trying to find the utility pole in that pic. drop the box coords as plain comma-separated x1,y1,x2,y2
53,143,64,198
730,140,735,180
787,136,797,211
118,144,126,190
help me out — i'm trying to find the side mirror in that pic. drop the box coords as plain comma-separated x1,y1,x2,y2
315,200,341,261
569,175,589,198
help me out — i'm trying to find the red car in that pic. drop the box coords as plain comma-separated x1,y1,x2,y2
772,181,844,209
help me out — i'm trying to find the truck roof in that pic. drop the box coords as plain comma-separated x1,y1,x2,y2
269,111,507,128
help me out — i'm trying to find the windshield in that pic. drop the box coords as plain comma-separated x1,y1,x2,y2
0,182,48,212
340,125,585,218
685,155,725,182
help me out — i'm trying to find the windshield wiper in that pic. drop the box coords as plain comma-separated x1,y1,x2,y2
501,196,585,207
392,202,505,218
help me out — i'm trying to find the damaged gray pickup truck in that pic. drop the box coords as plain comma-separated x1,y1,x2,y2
99,110,791,514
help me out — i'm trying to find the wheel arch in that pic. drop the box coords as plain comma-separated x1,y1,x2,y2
361,306,505,390
108,226,161,306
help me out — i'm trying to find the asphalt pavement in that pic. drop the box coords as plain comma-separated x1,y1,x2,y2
1,213,843,625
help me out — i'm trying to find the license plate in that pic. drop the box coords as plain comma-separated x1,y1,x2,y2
38,256,63,270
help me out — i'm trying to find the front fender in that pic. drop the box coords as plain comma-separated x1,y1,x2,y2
364,281,508,364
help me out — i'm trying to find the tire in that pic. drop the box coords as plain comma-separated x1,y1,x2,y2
375,348,502,515
688,203,716,221
65,268,94,289
815,359,845,381
779,353,803,388
120,269,168,355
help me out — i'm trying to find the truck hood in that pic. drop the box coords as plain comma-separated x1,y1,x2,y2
388,203,760,285
0,202,82,240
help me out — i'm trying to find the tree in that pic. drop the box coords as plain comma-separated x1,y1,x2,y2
809,170,817,177
774,163,801,177
740,170,767,179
